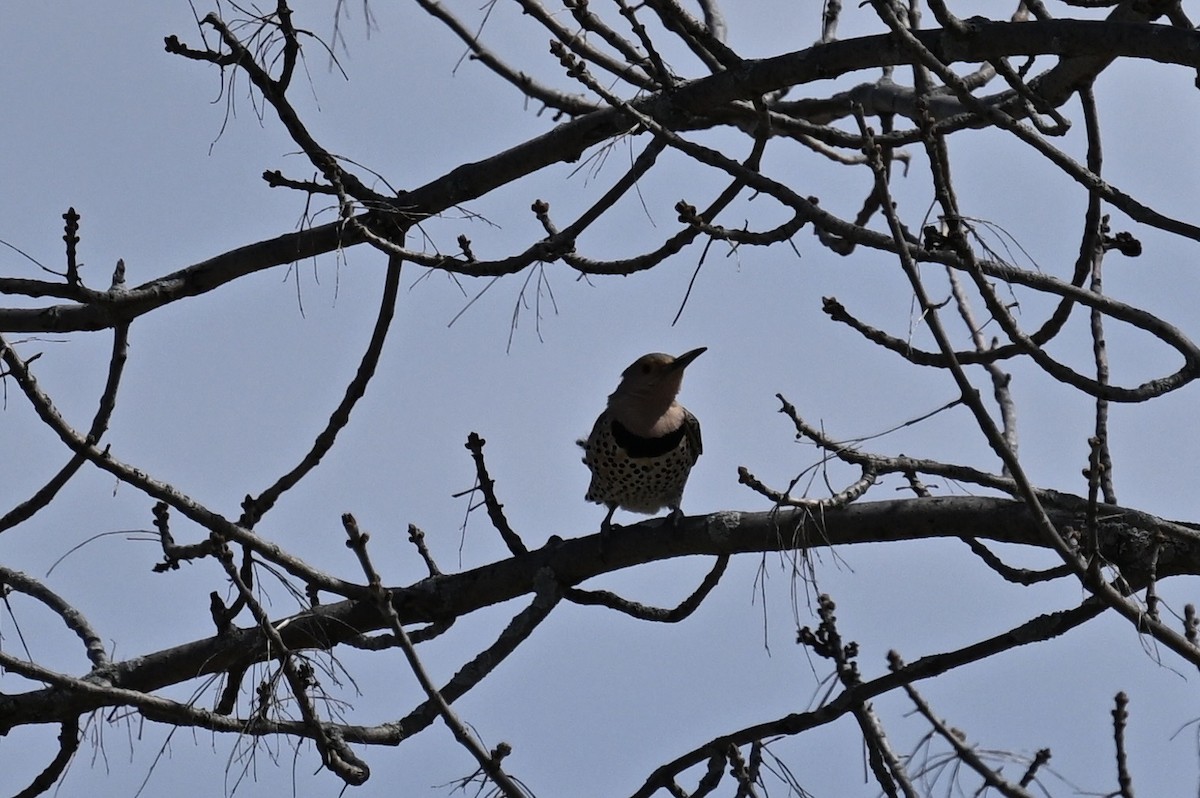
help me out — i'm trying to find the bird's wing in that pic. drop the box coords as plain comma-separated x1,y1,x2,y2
683,409,702,461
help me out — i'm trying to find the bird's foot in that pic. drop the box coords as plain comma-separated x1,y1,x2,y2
661,507,685,528
599,508,619,561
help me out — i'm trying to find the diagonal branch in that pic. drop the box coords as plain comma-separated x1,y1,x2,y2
631,597,1108,798
240,252,404,527
0,322,128,532
344,514,531,797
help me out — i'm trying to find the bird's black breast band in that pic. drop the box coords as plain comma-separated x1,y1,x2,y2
609,418,687,458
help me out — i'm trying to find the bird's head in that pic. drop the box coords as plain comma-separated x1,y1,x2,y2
608,347,706,434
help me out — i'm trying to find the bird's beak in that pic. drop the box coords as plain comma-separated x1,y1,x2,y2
670,347,707,371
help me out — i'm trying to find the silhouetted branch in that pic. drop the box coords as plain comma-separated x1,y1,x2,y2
631,597,1107,798
5,496,1189,736
407,524,443,577
393,557,563,741
8,5,1200,792
14,716,79,798
413,0,597,116
800,595,917,798
462,431,527,556
959,536,1073,585
218,527,369,785
1112,691,1135,798
0,333,368,597
344,513,531,797
240,253,404,527
0,567,108,669
859,108,1200,666
890,650,1037,798
566,554,729,621
0,322,128,533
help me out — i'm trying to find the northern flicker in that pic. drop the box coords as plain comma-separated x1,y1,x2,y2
580,347,706,531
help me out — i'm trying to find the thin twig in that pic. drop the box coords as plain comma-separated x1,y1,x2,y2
890,651,1036,798
1112,691,1135,798
463,432,527,556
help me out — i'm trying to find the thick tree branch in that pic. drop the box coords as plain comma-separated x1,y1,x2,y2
2,495,1196,733
6,21,1200,333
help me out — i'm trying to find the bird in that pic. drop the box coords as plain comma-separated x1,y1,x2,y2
579,347,706,535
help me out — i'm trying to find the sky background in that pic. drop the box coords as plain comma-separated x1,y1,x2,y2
3,2,1200,796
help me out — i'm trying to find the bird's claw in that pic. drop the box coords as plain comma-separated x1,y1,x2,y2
598,510,618,561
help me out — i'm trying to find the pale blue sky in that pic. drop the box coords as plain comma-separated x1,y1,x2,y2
3,3,1200,796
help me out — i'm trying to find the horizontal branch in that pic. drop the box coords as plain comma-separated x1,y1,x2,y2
2,493,1197,732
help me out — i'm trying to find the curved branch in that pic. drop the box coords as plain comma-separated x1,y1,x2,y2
0,567,108,669
345,514,531,796
240,253,403,526
14,716,79,798
393,558,563,740
0,323,128,532
565,554,729,621
823,251,1200,401
8,20,1200,333
859,114,1200,666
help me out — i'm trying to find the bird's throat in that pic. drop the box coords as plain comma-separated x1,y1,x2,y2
609,400,685,439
